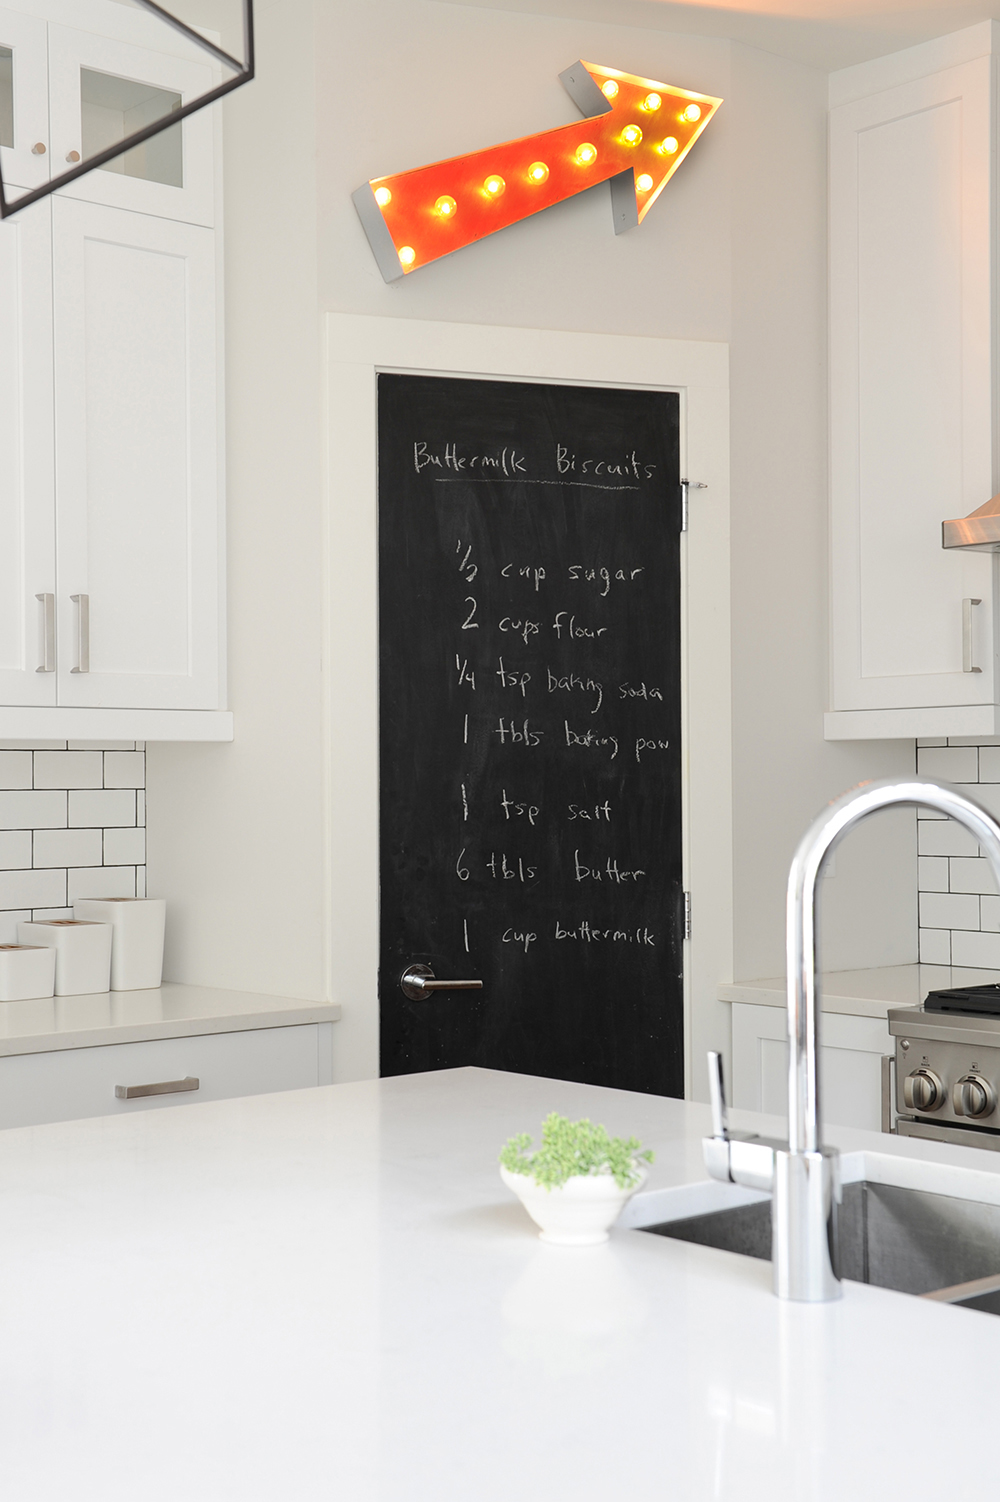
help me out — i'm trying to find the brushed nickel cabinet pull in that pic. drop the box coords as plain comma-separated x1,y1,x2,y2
963,597,982,673
35,593,54,673
70,593,89,673
115,1076,199,1100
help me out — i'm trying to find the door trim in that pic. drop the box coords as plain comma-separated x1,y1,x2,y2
324,314,732,1098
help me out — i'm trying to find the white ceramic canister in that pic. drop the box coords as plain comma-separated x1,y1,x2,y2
17,920,112,997
73,898,166,991
0,944,56,1002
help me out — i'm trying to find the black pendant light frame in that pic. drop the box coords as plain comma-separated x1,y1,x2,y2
0,0,254,219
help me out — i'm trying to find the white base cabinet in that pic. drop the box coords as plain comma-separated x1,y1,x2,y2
731,1001,892,1133
0,1023,334,1129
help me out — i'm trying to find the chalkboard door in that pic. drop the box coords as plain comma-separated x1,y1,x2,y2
378,374,683,1096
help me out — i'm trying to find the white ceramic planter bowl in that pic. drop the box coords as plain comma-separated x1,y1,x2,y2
500,1163,648,1245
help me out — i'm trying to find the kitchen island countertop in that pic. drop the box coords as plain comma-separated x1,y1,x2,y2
3,1065,1000,1500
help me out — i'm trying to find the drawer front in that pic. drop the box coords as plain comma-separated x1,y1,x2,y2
0,1025,322,1128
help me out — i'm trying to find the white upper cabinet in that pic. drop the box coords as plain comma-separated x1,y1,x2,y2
827,27,1000,740
47,24,215,226
0,0,229,740
0,201,54,704
52,200,220,710
0,5,49,193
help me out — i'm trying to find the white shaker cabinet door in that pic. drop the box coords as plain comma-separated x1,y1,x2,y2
731,1002,893,1133
0,5,50,196
52,198,221,710
829,57,995,715
0,201,55,706
47,23,215,227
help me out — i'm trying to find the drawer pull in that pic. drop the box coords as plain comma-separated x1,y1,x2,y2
115,1075,200,1100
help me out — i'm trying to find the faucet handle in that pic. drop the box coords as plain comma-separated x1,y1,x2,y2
707,1051,729,1140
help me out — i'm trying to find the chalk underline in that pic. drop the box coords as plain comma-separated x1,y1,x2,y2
433,477,641,492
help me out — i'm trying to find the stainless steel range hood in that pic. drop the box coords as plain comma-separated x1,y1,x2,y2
943,494,1000,552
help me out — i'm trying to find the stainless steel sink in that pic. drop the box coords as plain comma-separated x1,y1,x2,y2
642,1180,1000,1313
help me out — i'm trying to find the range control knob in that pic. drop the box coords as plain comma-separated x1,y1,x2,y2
953,1073,997,1118
903,1067,946,1112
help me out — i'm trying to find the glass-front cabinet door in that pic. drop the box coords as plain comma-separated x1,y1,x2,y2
0,6,50,196
47,24,215,226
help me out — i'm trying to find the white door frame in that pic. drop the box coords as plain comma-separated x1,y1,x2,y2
324,313,732,1097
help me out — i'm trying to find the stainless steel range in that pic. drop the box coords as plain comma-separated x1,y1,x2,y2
890,984,1000,1151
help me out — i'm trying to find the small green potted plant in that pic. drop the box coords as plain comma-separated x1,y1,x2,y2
499,1112,653,1245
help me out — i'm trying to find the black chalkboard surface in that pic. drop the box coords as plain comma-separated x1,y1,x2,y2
378,373,683,1096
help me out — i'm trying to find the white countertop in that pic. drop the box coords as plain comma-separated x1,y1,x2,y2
720,961,1000,1018
2,1065,999,1499
0,981,339,1055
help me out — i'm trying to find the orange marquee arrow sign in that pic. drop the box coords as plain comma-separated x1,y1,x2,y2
353,60,722,281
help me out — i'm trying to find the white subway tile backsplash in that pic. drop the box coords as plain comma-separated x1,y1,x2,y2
0,868,66,911
918,820,980,858
982,895,1000,933
951,929,1000,968
103,751,144,789
32,750,103,790
919,891,981,930
919,927,951,964
0,831,32,871
103,827,145,866
949,857,999,895
917,745,980,781
0,790,67,830
33,828,103,870
0,745,146,926
0,751,32,790
917,856,949,892
137,790,145,828
69,789,135,829
67,866,136,902
0,910,31,943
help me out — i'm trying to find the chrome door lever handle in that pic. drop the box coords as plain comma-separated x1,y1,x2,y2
400,964,483,1001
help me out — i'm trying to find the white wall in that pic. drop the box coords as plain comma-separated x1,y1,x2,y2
148,0,918,1089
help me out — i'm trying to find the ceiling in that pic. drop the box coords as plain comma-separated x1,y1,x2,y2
446,0,1000,72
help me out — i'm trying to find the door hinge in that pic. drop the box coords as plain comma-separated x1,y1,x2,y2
683,890,692,941
680,479,707,533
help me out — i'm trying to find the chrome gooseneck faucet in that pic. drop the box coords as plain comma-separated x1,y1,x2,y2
703,778,1000,1302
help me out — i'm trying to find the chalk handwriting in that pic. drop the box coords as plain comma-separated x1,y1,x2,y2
547,668,603,715
555,920,656,946
501,790,540,825
565,721,618,759
574,851,646,884
556,445,656,480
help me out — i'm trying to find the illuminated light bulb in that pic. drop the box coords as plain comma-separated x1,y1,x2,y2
434,194,457,218
621,124,642,146
374,185,392,208
398,246,416,267
636,173,653,192
483,174,505,197
527,161,549,183
575,142,597,166
660,136,679,154
642,92,662,111
683,103,702,122
602,79,619,99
